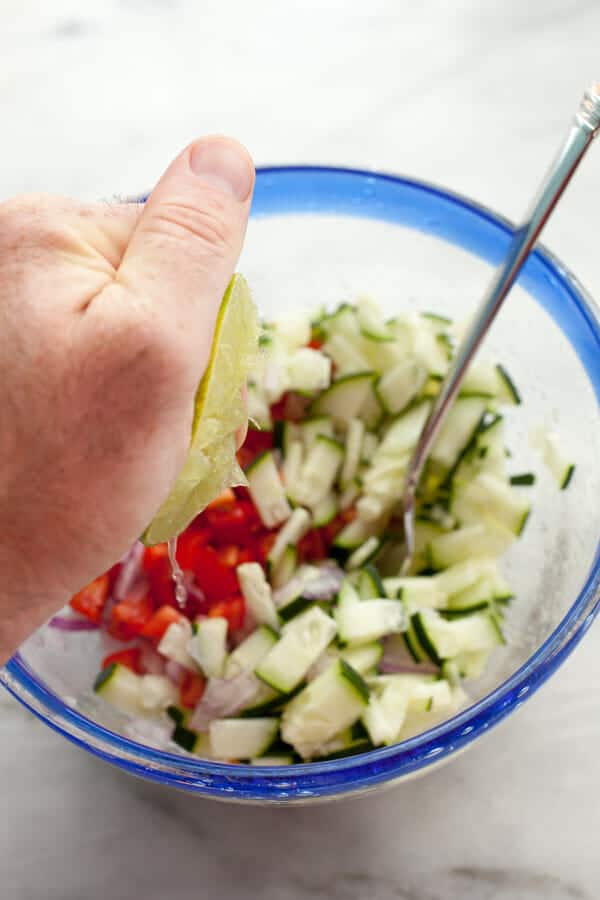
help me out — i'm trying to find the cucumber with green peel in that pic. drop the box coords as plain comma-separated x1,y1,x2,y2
281,659,370,759
335,596,406,645
94,664,143,715
375,360,427,416
361,430,380,461
310,372,375,427
224,625,279,679
339,479,361,510
323,333,370,375
255,606,338,693
275,420,301,456
236,563,280,631
427,523,514,570
270,544,298,589
209,717,280,760
286,347,332,395
358,384,385,430
267,507,312,568
295,435,344,507
188,617,228,678
339,641,383,675
332,517,381,556
495,363,521,405
281,440,304,495
277,595,314,623
356,563,386,599
301,415,335,448
246,450,292,528
311,493,339,527
412,608,505,665
345,536,383,570
340,417,365,487
250,754,296,766
430,397,488,471
382,576,447,610
450,472,530,536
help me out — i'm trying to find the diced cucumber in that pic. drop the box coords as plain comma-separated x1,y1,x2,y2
340,417,365,487
420,312,452,334
255,606,338,693
224,625,278,679
287,347,332,394
430,397,487,471
333,517,380,555
281,659,369,759
359,385,385,430
427,523,514,570
237,563,280,631
295,435,344,507
138,675,179,714
346,536,382,570
402,617,431,663
496,363,521,405
277,595,314,623
188,617,228,677
268,507,312,568
433,557,497,595
337,578,361,609
459,360,502,398
301,415,335,448
410,518,446,574
323,332,371,375
383,576,447,610
412,322,450,376
356,564,385,599
158,619,195,668
378,401,431,456
273,311,311,349
281,440,304,495
397,684,468,741
339,479,361,511
510,472,535,486
275,420,301,456
335,597,406,645
356,295,395,342
412,608,505,665
447,649,490,680
246,451,292,528
311,492,338,528
375,360,427,415
270,545,298,589
209,717,280,760
361,430,379,461
340,642,383,674
310,372,375,427
450,472,530,536
444,576,494,616
94,664,143,715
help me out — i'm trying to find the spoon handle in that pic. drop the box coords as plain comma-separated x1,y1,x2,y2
402,84,600,558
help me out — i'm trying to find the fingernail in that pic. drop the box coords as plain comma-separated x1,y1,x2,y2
189,137,254,201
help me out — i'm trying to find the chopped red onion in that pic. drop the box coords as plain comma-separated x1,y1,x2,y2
113,542,145,601
189,672,259,732
164,660,188,686
48,615,99,632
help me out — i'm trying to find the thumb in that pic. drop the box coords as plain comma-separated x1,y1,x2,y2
117,135,255,352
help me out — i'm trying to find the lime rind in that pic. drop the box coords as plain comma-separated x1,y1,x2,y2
143,274,259,545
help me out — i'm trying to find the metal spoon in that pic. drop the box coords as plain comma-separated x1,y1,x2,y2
401,83,600,572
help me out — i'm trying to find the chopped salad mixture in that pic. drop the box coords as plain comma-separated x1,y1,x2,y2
67,297,574,764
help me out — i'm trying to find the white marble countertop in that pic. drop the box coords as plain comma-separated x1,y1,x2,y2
1,2,600,898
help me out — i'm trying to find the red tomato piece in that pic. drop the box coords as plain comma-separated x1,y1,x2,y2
176,529,211,571
102,647,141,674
254,532,277,564
207,502,260,545
243,428,274,455
108,594,154,641
308,337,323,350
298,529,327,562
208,595,245,632
179,671,206,709
191,545,238,603
236,446,256,470
217,545,241,567
269,395,288,421
140,605,183,642
206,489,236,511
236,547,256,564
69,574,110,624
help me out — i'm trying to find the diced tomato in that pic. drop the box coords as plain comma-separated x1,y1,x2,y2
175,529,211,571
217,544,241,567
206,502,261,545
208,594,245,632
140,605,183,642
191,545,239,603
298,529,327,562
233,485,252,502
269,395,288,422
254,531,277,564
102,647,141,674
108,593,154,641
69,574,110,624
179,671,206,709
308,337,323,350
243,428,274,455
236,446,256,470
142,544,175,607
142,542,169,575
236,547,256,564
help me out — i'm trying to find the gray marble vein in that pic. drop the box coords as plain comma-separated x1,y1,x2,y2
1,2,599,898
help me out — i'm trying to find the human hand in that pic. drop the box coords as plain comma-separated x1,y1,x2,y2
0,136,255,662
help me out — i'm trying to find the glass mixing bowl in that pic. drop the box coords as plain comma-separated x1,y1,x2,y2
2,167,599,804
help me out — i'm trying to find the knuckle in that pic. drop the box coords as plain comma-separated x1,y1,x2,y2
142,196,233,259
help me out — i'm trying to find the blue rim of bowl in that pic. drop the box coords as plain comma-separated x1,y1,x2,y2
2,165,599,802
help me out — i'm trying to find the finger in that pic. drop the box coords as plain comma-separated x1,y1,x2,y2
115,136,254,362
